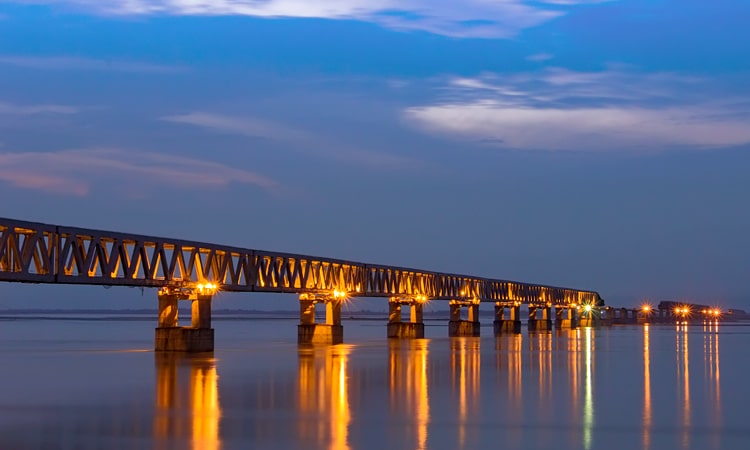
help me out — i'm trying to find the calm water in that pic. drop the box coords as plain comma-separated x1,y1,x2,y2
1,317,749,450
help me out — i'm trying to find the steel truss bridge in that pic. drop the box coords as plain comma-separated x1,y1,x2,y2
0,217,599,305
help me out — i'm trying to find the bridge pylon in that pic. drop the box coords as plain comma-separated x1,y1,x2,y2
448,299,481,337
556,305,579,329
528,303,553,332
155,284,216,352
387,295,426,339
297,291,345,345
493,302,521,334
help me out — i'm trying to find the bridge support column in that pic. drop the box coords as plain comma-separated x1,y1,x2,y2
530,305,553,331
298,294,343,345
155,289,214,353
387,298,425,339
493,303,521,334
556,306,578,329
449,300,480,337
536,305,555,331
579,308,601,328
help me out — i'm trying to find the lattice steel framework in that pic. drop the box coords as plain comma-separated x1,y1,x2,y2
0,217,599,304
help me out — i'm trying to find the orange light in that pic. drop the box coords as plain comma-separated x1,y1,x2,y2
196,282,218,294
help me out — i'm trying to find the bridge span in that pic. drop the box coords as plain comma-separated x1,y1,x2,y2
1,217,600,351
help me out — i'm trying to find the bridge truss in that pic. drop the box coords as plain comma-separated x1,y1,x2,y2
0,217,598,305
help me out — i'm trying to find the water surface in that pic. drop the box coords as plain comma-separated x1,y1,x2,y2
1,317,748,449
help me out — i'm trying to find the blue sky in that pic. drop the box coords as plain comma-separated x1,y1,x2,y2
1,0,749,309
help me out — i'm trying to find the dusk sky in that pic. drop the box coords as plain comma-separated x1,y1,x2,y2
1,0,749,310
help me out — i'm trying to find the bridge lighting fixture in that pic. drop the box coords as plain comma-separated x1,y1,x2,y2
195,282,218,295
583,304,593,313
333,289,347,300
641,304,652,313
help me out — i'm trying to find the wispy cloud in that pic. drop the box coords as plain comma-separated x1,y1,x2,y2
163,112,310,141
23,0,615,38
404,68,750,151
525,53,554,62
0,148,277,196
0,55,185,73
162,112,419,168
0,101,78,115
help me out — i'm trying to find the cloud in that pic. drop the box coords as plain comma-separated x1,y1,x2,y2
163,112,310,141
404,68,750,151
0,101,78,115
0,148,277,196
22,0,614,38
525,53,554,62
162,112,419,168
0,55,185,73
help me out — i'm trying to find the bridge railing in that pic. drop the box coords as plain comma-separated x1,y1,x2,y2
0,217,599,304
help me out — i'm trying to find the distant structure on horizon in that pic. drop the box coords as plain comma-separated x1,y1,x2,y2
657,301,748,320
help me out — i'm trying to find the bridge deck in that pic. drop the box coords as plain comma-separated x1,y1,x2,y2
0,217,598,305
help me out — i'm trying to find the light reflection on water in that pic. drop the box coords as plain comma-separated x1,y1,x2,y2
389,340,429,450
643,324,652,449
154,353,221,450
298,345,352,450
450,337,480,450
0,319,745,449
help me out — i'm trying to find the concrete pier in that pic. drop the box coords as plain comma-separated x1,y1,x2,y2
449,301,480,337
155,289,215,352
528,305,553,331
579,305,601,328
556,306,578,329
298,295,344,345
387,299,425,338
493,303,521,334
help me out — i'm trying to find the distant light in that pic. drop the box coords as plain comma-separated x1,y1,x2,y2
642,304,651,312
333,289,347,299
584,305,593,312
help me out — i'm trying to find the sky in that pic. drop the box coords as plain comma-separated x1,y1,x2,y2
1,0,749,310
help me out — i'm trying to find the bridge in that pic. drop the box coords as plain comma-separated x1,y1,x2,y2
1,217,601,351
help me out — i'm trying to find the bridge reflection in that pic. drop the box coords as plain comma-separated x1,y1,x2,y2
704,322,721,449
450,337,481,449
154,353,221,450
560,327,596,450
145,323,726,450
298,345,352,450
643,325,652,449
388,340,430,450
676,322,690,449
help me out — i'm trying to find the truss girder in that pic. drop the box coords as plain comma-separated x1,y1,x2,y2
0,218,599,304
